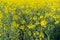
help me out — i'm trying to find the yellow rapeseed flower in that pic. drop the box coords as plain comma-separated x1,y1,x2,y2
40,15,43,19
37,13,40,16
11,21,19,28
4,6,8,13
53,15,57,18
12,8,16,10
27,23,35,29
30,3,36,9
20,25,25,30
33,16,37,20
25,9,29,14
53,15,57,21
33,31,39,35
21,19,26,24
40,32,44,38
0,11,3,19
3,24,7,30
55,21,59,24
20,5,24,9
40,20,47,28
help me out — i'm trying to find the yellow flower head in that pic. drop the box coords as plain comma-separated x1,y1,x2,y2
4,6,9,13
37,13,40,16
3,24,7,30
40,32,44,38
33,31,39,36
55,21,59,24
33,16,37,20
40,20,47,28
25,9,29,14
20,25,25,30
28,23,35,29
11,21,19,28
0,11,3,19
40,15,43,19
21,19,26,24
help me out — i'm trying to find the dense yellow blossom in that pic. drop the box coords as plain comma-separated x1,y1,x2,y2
33,16,37,20
40,15,43,19
0,0,60,40
45,13,53,18
40,20,47,28
33,31,39,35
4,6,9,13
11,21,19,28
55,21,59,24
0,11,3,19
27,23,35,29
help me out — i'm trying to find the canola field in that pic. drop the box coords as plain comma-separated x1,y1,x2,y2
0,0,60,40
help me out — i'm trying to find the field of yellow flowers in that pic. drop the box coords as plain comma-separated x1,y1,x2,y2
0,0,60,40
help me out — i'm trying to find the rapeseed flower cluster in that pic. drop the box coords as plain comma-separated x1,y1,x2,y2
0,0,60,40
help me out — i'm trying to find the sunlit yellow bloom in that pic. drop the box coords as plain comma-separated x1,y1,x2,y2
40,15,43,19
45,13,52,18
55,21,59,24
53,15,57,21
30,3,36,9
28,23,35,29
4,6,8,13
4,27,6,30
48,13,52,16
9,7,16,11
53,15,57,18
40,32,44,38
0,11,3,19
3,24,7,30
37,13,40,16
13,8,16,10
25,5,29,9
33,16,37,20
51,6,56,12
33,31,39,35
21,19,26,24
25,9,29,14
20,5,24,9
40,20,47,28
11,21,19,28
20,25,25,30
